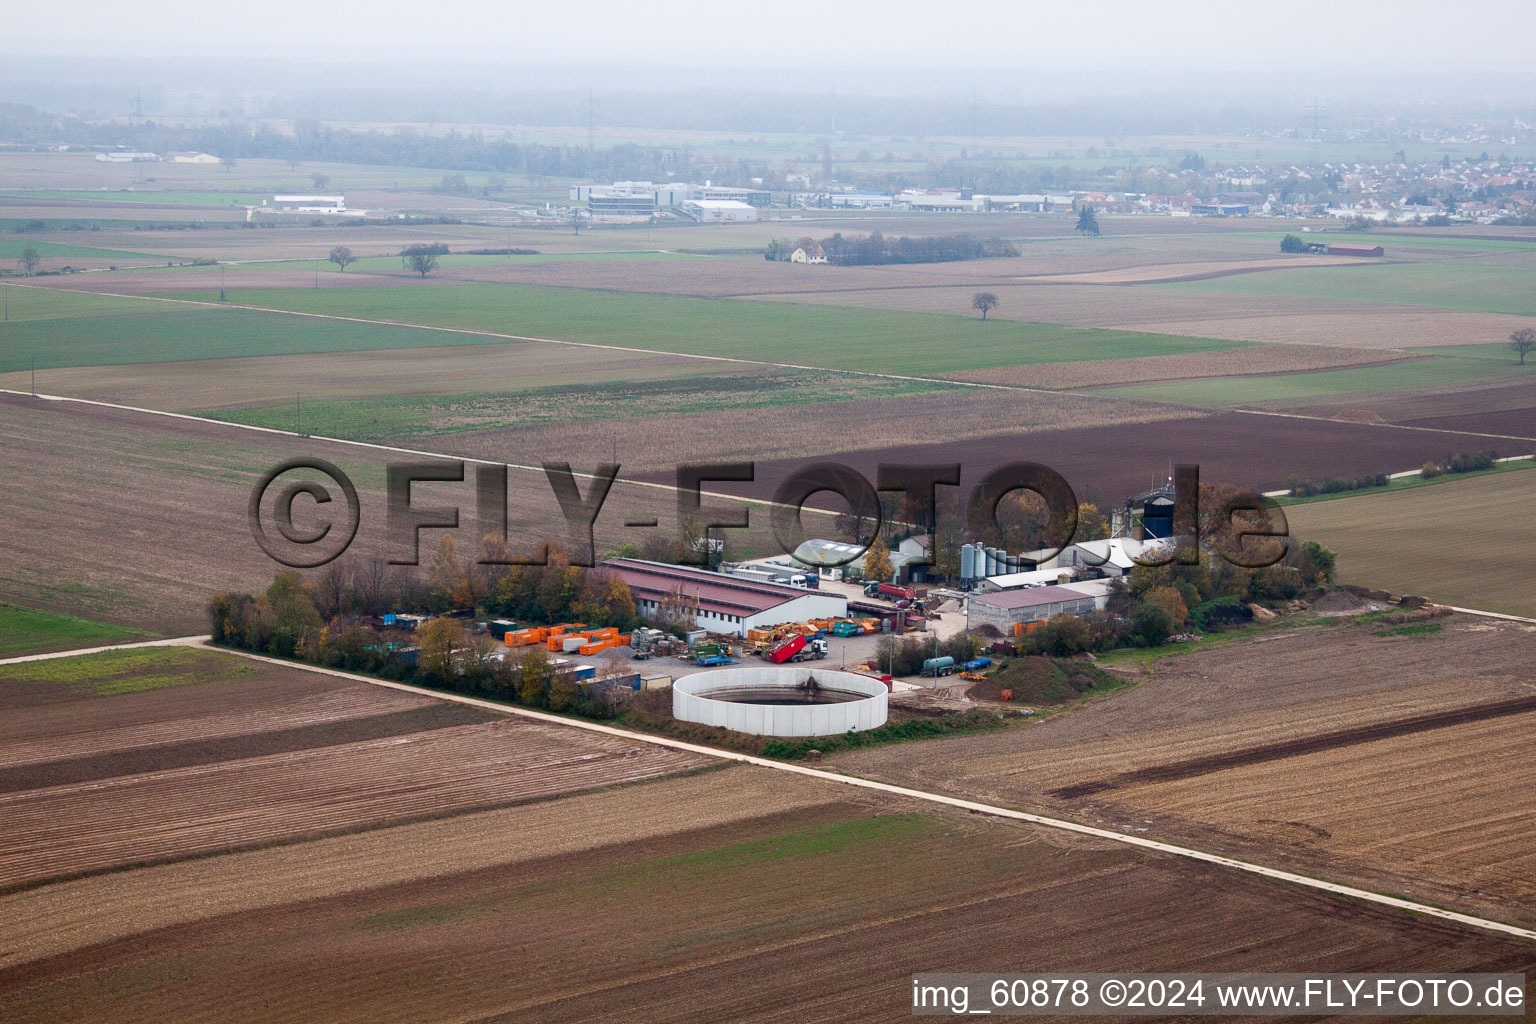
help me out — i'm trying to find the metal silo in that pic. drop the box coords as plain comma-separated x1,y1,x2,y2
960,543,975,580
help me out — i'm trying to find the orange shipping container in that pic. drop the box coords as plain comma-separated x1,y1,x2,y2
549,631,593,651
505,627,545,647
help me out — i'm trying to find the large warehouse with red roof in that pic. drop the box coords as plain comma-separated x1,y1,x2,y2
600,558,848,637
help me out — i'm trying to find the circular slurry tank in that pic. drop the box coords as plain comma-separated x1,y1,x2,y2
673,666,888,737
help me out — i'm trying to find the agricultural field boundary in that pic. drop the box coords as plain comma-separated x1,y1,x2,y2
10,283,1533,452
0,634,208,666
1240,406,1536,445
1444,607,1536,625
1263,455,1536,498
178,639,1536,944
0,388,831,519
5,283,1059,397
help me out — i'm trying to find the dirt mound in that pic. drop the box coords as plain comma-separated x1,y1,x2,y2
966,657,1115,705
1309,589,1376,614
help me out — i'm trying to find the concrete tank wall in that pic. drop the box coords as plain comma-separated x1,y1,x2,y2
672,666,888,737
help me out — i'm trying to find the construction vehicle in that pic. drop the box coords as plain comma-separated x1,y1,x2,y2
688,641,735,664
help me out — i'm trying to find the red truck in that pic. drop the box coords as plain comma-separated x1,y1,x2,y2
878,583,916,601
763,634,829,663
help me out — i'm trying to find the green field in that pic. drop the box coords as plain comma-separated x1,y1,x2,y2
1419,341,1536,361
0,301,522,372
1099,354,1535,406
1162,259,1536,316
150,283,1248,376
0,286,168,323
0,647,254,698
207,370,956,441
0,189,266,207
122,251,710,280
1286,469,1536,617
0,603,155,656
1274,458,1536,506
0,240,165,261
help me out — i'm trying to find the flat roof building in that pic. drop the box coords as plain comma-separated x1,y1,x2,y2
683,198,759,222
966,585,1098,632
271,194,347,213
976,567,1082,592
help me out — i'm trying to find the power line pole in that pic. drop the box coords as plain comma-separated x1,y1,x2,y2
296,393,301,436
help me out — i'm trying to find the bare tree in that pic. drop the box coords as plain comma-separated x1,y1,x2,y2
401,243,446,278
356,557,389,615
971,292,999,320
18,247,41,276
328,245,357,272
1511,328,1536,366
311,172,330,189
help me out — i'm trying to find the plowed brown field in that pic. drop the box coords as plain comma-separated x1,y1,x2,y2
660,410,1510,506
836,615,1536,928
2,643,1532,1021
0,394,777,633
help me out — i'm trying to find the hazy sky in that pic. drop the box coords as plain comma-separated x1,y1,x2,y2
9,0,1536,76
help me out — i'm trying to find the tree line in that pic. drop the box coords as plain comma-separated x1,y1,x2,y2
770,230,1019,266
0,104,768,187
1014,539,1336,657
209,538,642,716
